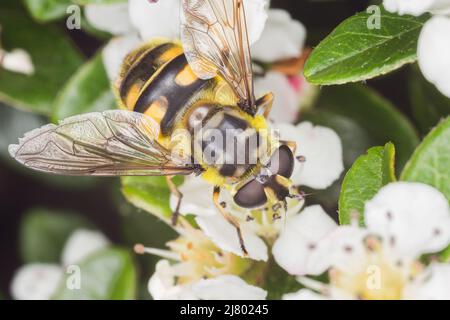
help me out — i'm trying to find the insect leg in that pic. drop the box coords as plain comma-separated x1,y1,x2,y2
166,176,183,226
213,186,248,256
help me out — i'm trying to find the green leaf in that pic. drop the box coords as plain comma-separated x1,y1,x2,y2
19,208,92,263
53,248,137,300
0,9,84,115
441,245,450,263
52,53,116,121
408,66,450,135
401,117,450,202
24,0,73,22
304,8,428,85
121,176,183,224
261,261,302,300
339,143,396,225
317,84,419,169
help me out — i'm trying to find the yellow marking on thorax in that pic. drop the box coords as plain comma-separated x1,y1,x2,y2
175,64,199,86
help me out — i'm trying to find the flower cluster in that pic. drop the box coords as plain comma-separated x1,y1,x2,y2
277,182,450,300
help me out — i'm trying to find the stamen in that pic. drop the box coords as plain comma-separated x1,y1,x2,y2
297,276,329,293
134,243,181,261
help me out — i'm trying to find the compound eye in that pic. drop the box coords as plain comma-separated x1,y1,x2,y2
266,145,294,178
233,179,267,209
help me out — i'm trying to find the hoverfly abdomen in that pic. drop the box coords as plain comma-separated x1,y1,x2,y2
119,42,183,108
117,40,211,137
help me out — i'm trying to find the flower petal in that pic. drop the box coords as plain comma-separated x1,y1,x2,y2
273,205,337,275
148,260,197,300
196,214,268,261
170,177,217,217
10,264,62,300
365,182,450,259
85,3,133,35
255,71,300,123
315,225,368,274
102,34,141,81
192,275,267,300
277,122,344,189
129,0,181,41
244,0,270,45
383,0,450,16
418,15,450,98
252,9,306,63
282,288,326,300
61,229,110,266
1,49,35,75
404,263,450,299
129,0,268,43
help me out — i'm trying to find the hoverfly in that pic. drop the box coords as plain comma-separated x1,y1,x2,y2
9,0,300,255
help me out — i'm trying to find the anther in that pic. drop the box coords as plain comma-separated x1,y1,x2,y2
296,155,306,163
134,244,146,255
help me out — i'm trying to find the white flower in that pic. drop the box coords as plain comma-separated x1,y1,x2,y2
383,0,450,16
102,34,141,81
254,71,301,123
0,48,35,75
61,229,110,266
196,214,269,261
277,182,450,300
10,229,109,300
149,260,267,300
85,3,133,35
135,220,267,300
170,177,304,261
10,264,63,300
272,205,338,276
128,0,181,41
417,15,450,98
276,122,344,189
252,9,306,63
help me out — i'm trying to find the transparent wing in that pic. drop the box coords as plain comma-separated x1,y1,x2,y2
181,0,256,114
9,110,197,176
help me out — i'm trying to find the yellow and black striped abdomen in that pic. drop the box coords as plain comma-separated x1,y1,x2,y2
117,40,210,136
